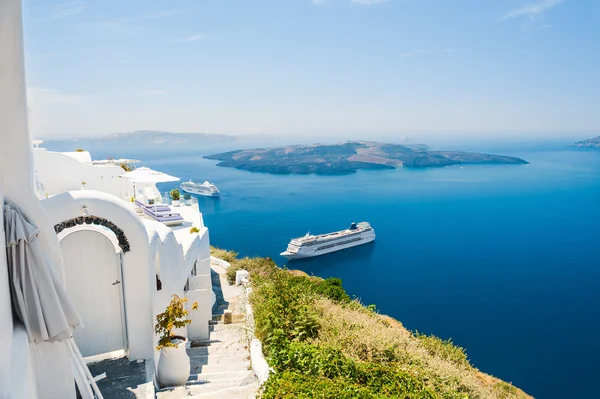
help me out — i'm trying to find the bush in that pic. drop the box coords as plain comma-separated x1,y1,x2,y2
215,249,531,399
210,246,238,263
262,371,375,399
189,226,200,234
252,268,320,353
226,262,243,285
416,333,470,368
226,256,277,285
155,294,198,350
312,277,351,303
169,188,181,201
119,163,134,172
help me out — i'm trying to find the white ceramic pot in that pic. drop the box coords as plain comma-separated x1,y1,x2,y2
157,336,190,387
171,200,180,206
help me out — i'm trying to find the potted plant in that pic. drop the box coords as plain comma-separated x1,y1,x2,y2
189,226,200,234
170,188,181,206
183,193,192,205
81,181,86,190
155,294,198,387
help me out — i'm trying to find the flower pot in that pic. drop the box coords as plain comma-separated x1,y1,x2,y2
171,200,180,206
157,336,190,387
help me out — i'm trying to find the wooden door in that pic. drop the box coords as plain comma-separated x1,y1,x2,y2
60,230,126,357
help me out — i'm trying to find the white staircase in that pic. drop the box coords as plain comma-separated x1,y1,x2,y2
156,262,260,399
156,322,259,398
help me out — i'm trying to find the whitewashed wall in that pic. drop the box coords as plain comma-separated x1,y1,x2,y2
0,186,14,397
0,1,78,398
34,148,129,199
147,221,212,372
43,190,155,361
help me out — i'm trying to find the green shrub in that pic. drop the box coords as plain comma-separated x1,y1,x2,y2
119,163,134,172
169,188,180,201
215,248,531,399
262,371,376,399
416,333,470,368
210,246,238,263
252,269,320,353
226,262,243,285
189,226,200,234
312,277,351,303
262,368,441,399
155,294,197,350
494,381,520,399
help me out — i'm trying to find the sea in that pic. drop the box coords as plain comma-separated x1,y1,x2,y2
95,140,600,398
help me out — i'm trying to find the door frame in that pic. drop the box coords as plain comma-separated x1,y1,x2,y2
58,225,130,357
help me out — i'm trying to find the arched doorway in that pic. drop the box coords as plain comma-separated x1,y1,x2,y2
60,228,127,357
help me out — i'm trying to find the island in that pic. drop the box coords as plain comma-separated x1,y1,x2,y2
569,136,600,148
205,141,528,175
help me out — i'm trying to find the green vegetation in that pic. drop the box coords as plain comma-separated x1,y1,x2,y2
210,246,238,264
189,226,200,234
169,188,181,201
212,248,532,399
75,148,85,152
155,294,198,350
119,162,134,172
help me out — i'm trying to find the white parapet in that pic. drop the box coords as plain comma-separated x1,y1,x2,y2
250,338,271,385
186,288,212,341
210,256,231,269
236,270,249,285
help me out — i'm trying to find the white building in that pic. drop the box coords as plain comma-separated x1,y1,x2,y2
0,1,213,397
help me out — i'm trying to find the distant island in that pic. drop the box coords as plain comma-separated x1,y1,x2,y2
569,136,600,148
205,141,528,175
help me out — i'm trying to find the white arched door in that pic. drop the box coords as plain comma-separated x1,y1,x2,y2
60,229,127,357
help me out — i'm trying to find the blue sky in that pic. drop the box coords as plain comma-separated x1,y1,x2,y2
22,0,600,140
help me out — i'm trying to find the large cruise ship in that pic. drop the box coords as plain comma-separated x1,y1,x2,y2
280,222,375,260
181,180,220,197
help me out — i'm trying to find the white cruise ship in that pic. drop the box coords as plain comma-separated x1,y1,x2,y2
181,180,220,197
280,222,375,260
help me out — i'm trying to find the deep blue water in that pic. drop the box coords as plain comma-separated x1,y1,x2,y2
141,144,600,399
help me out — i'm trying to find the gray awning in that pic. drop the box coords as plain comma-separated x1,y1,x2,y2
4,202,81,343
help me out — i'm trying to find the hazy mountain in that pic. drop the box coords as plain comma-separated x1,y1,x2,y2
569,136,600,148
40,130,277,158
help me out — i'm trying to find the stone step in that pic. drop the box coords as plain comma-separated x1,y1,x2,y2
188,345,247,357
190,354,250,368
191,335,246,348
197,361,251,374
189,370,253,382
189,384,260,399
188,375,254,386
211,314,246,324
201,331,247,345
161,381,247,397
209,323,245,331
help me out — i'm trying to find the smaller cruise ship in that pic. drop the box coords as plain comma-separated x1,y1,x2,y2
181,180,220,197
281,222,375,260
